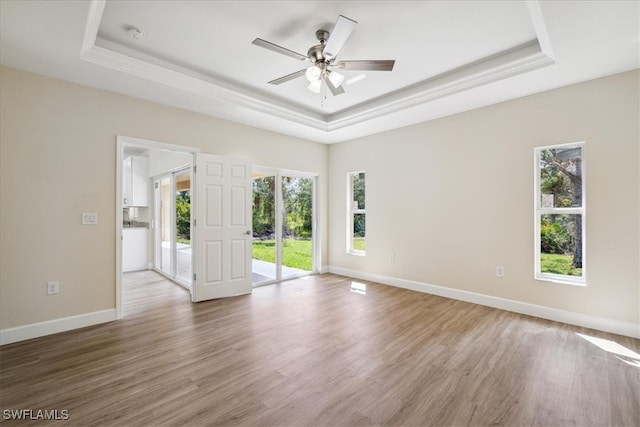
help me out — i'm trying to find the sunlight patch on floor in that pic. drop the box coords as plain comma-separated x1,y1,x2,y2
576,333,640,367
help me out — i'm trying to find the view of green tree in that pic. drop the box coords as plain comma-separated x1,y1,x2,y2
253,177,275,236
282,177,313,238
352,173,366,240
176,190,190,243
539,147,583,273
253,176,313,239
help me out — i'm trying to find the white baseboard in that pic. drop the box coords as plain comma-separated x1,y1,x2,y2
327,266,640,339
0,309,117,345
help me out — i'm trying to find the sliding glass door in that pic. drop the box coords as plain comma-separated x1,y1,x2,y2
252,168,317,285
153,167,192,288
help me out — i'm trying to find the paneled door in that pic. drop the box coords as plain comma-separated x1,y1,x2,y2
192,154,252,301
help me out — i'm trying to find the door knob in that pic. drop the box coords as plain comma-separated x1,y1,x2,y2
246,230,251,235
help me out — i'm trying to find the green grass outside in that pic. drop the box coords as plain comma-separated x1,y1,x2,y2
253,239,312,271
541,253,582,276
353,238,366,251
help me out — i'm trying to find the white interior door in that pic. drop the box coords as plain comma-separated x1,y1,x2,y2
192,154,252,302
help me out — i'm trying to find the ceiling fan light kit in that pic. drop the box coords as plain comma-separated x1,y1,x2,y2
308,80,322,94
327,70,344,89
305,65,322,82
252,15,395,100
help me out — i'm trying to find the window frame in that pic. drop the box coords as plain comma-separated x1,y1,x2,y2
347,171,366,256
534,142,586,286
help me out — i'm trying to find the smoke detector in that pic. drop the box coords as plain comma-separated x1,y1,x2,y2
128,28,145,41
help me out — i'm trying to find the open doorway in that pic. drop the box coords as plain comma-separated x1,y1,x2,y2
117,136,254,317
116,136,198,319
251,167,318,286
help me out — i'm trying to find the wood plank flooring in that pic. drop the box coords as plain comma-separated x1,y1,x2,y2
1,272,638,426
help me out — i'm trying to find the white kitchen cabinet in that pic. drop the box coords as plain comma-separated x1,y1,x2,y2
123,228,149,272
123,156,149,207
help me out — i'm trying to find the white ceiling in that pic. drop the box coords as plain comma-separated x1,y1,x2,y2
1,1,638,144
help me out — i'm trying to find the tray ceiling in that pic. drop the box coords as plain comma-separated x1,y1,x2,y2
1,1,638,143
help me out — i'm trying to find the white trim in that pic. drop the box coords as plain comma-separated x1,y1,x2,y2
80,1,554,141
80,45,327,131
525,0,555,61
327,40,553,131
327,266,640,339
116,140,123,319
80,0,105,54
0,309,116,345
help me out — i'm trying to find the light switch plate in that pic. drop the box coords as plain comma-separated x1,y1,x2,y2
82,212,98,225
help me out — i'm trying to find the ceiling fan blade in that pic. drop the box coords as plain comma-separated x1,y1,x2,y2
252,38,309,61
323,15,357,60
268,69,307,85
326,78,345,96
335,60,396,71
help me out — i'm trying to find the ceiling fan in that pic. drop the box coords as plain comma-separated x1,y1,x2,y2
252,15,395,96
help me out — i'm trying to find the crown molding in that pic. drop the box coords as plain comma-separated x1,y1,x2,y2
326,40,554,131
80,0,554,142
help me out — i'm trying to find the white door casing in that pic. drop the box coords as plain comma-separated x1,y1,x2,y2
192,154,252,302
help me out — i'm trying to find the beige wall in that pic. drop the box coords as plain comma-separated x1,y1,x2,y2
0,66,328,329
1,65,638,333
329,70,639,326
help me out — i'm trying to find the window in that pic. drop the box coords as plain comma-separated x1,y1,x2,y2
348,171,366,255
534,142,585,285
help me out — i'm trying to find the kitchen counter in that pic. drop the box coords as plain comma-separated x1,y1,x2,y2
123,221,149,229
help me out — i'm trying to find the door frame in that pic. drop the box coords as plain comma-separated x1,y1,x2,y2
116,135,199,319
251,165,319,286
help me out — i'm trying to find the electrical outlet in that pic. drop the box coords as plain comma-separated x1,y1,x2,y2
47,281,59,295
389,253,395,263
496,266,505,277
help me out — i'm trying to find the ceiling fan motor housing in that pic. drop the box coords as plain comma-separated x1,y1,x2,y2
307,44,326,63
307,29,331,63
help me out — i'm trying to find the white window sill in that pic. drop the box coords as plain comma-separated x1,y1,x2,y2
348,251,366,257
535,274,586,287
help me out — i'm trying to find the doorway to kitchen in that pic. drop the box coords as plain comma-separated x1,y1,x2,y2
252,167,318,286
117,136,254,319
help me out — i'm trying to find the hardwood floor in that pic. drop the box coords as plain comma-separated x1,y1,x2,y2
1,272,638,426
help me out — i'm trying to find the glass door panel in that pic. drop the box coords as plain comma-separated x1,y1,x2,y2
281,176,313,279
252,173,276,284
156,176,172,276
175,170,192,284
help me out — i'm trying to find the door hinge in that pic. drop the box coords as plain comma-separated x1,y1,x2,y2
193,165,197,173
193,219,197,227
193,273,196,281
